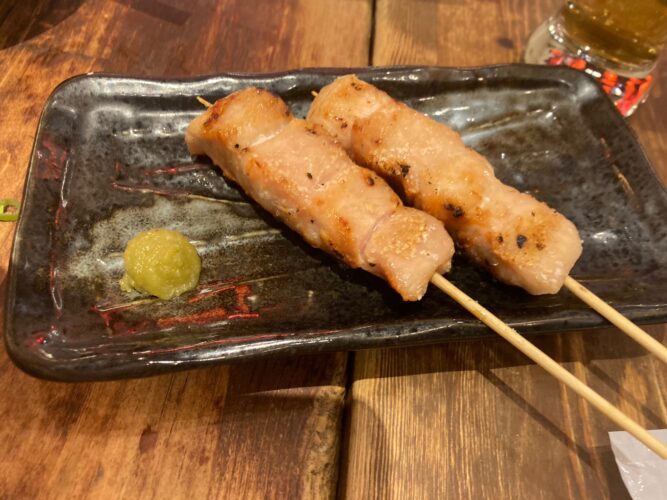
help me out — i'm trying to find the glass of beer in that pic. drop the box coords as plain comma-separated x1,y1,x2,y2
525,0,667,116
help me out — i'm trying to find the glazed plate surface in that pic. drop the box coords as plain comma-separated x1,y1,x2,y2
6,65,667,381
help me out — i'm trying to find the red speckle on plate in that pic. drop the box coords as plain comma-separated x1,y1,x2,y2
157,307,259,328
234,284,253,314
90,280,259,336
140,163,210,176
187,282,236,304
37,136,69,180
54,204,66,229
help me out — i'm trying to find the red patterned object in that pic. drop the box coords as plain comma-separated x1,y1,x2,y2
544,49,653,116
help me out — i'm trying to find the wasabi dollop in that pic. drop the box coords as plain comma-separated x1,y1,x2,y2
120,228,201,300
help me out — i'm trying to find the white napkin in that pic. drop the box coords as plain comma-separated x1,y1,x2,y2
609,430,667,500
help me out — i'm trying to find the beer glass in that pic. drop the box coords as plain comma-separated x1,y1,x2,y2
525,0,667,116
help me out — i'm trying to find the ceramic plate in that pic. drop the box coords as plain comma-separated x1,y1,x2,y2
6,65,667,381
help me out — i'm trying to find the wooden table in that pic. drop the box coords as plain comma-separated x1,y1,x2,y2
0,1,665,498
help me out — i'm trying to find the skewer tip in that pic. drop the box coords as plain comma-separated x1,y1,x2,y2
196,96,213,108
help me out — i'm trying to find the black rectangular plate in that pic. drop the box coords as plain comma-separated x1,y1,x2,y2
6,65,667,381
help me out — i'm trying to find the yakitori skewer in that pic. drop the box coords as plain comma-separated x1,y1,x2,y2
307,75,667,364
189,89,455,302
190,89,667,457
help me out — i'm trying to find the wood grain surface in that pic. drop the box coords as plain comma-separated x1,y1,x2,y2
0,1,371,498
341,1,667,499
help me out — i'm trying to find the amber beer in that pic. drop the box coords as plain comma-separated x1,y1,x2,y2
552,0,667,74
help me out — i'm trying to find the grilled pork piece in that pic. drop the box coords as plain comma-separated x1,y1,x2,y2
307,75,582,295
186,87,454,300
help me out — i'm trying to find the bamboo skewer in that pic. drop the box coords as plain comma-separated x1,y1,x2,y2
430,274,667,459
193,95,667,456
564,276,667,364
196,96,213,108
